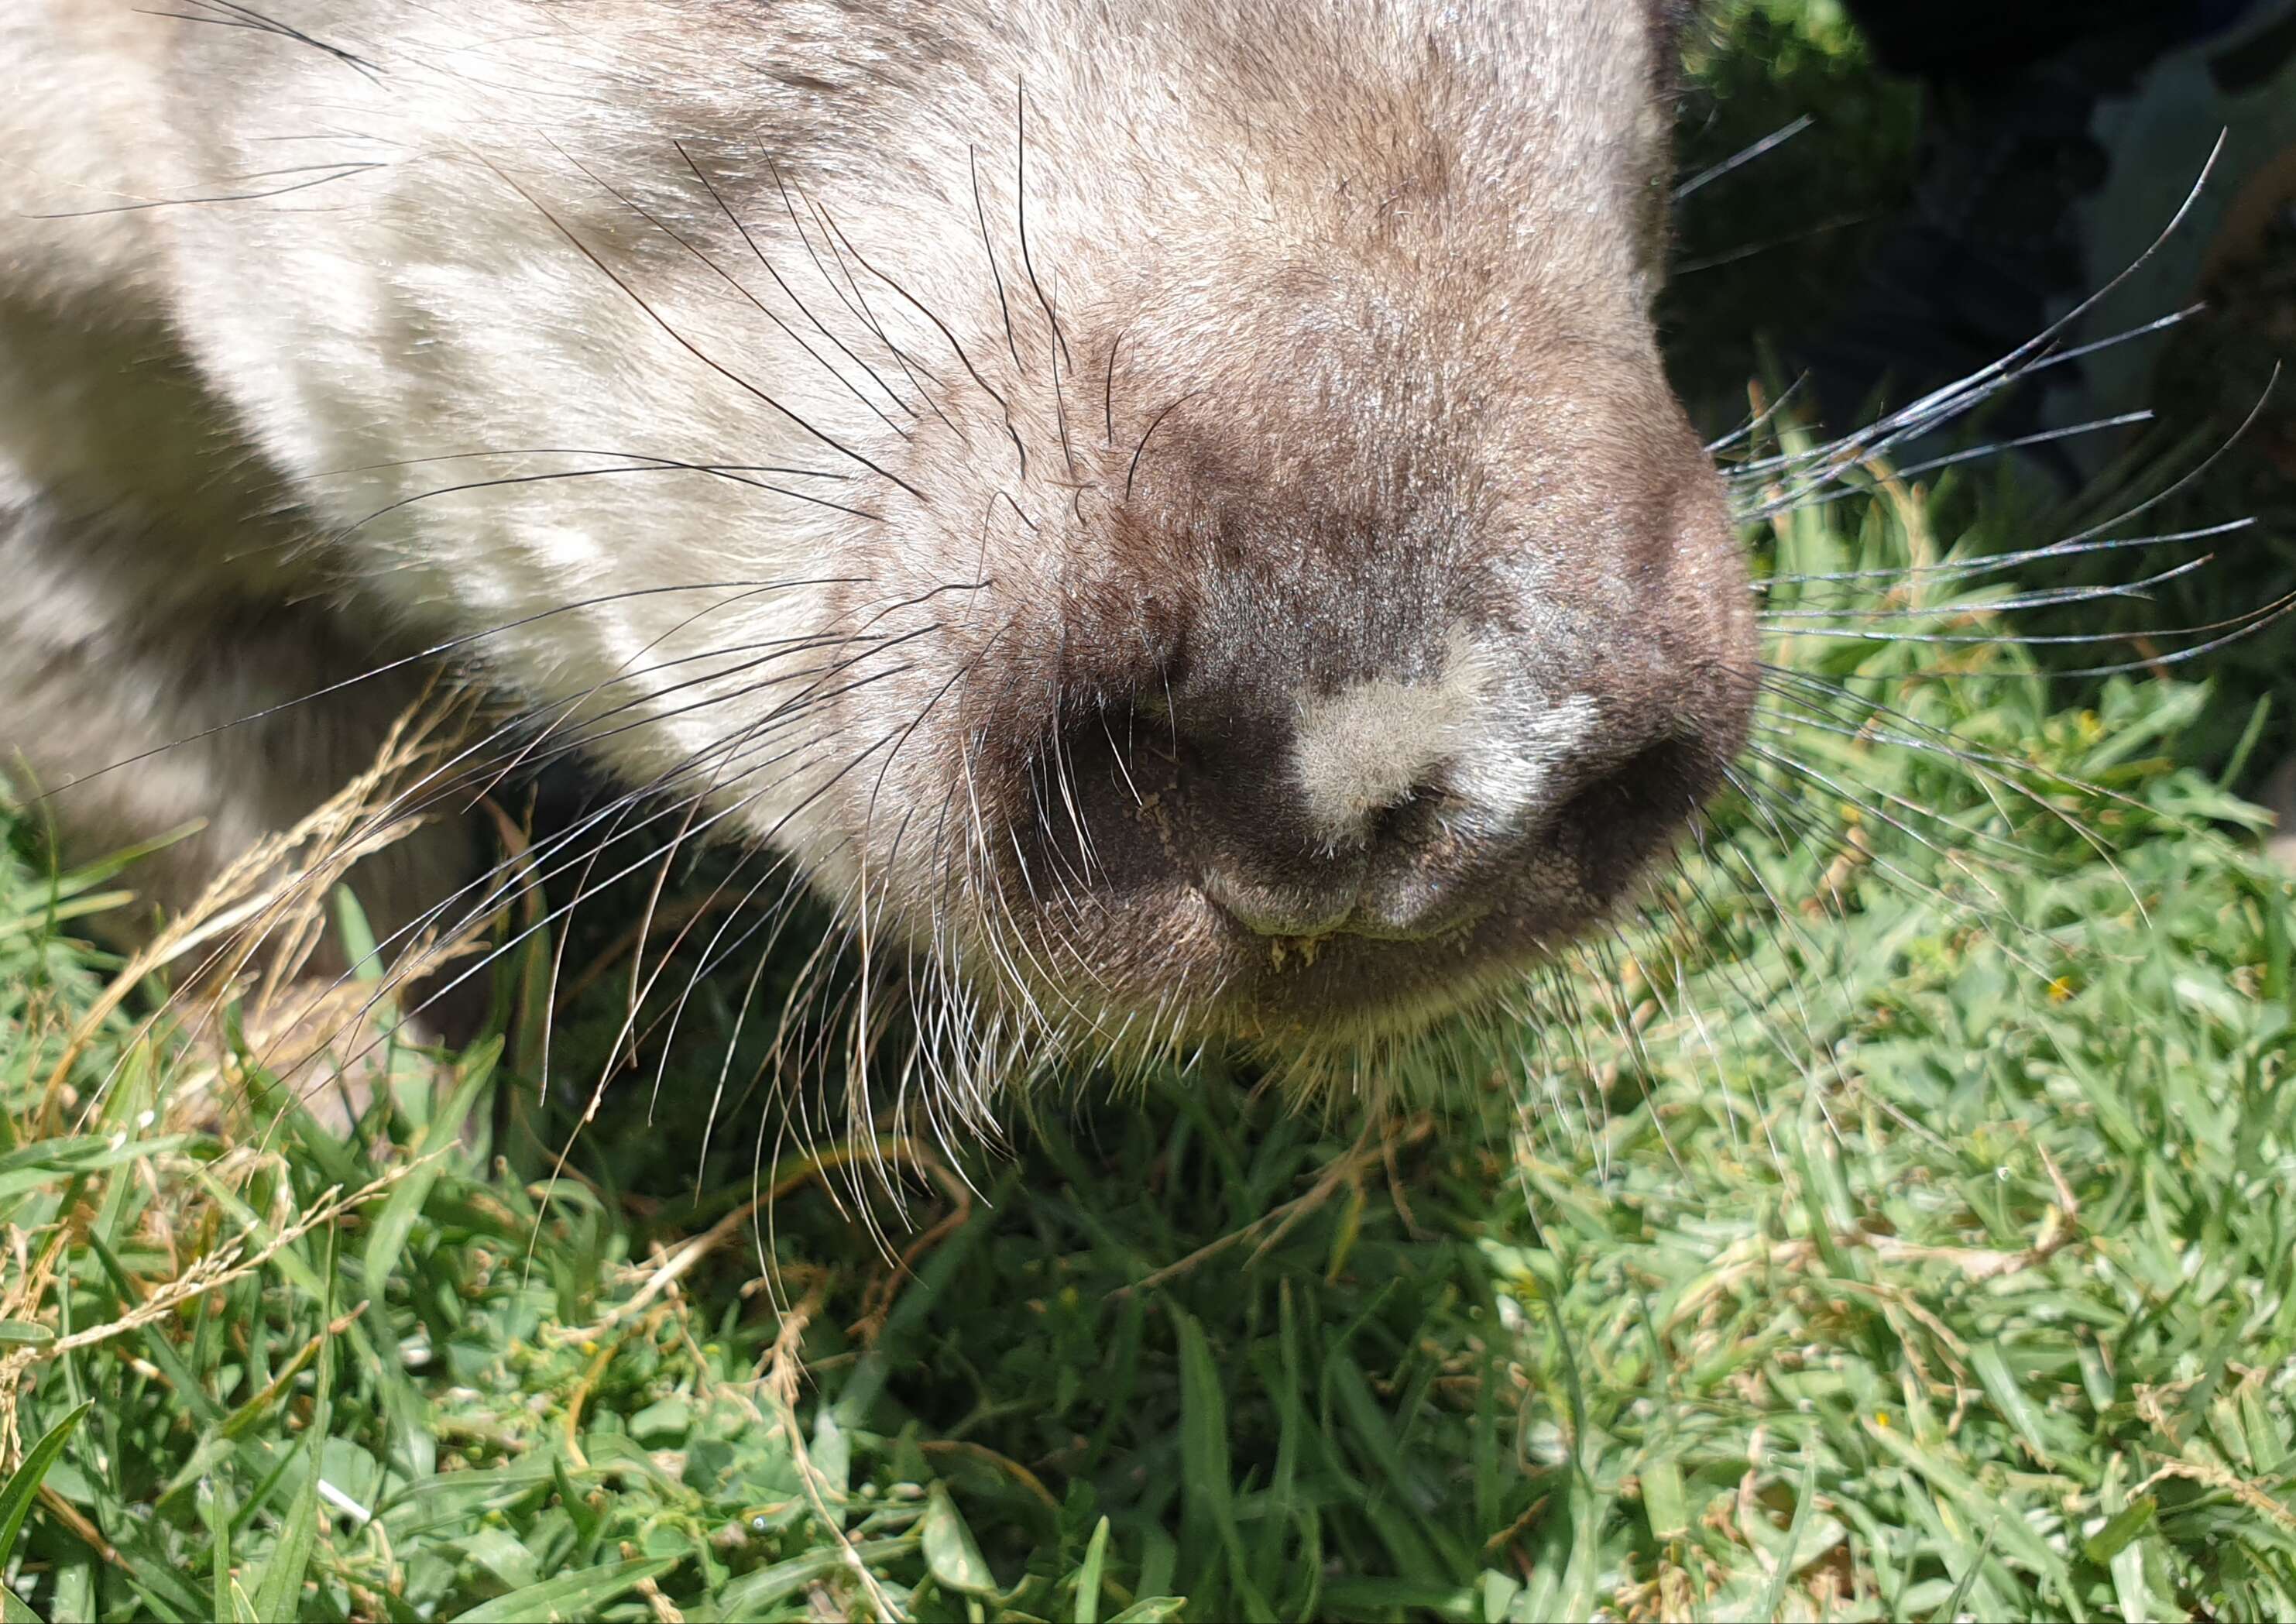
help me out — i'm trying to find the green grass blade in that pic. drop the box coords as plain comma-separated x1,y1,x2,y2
1174,1306,1274,1623
201,1478,232,1624
1755,1445,1819,1622
0,1400,91,1570
921,1482,997,1596
450,1555,678,1622
248,1423,326,1622
1074,1514,1111,1624
360,1037,500,1292
1930,1523,1999,1624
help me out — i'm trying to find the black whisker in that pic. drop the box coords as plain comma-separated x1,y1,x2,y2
481,156,928,504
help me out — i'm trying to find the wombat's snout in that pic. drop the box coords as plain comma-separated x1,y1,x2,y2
0,0,1749,1093
983,414,1759,1051
1144,630,1668,948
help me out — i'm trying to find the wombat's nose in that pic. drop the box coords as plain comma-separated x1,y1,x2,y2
1176,645,1519,942
1170,633,1715,946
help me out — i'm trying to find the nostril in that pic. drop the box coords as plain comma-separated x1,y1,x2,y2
1362,778,1453,856
1556,732,1710,862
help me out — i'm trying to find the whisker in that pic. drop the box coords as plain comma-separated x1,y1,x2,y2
482,156,928,503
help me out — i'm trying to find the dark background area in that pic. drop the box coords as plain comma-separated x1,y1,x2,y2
1661,1,2296,776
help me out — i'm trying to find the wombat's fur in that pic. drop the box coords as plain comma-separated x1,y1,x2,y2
0,2,1752,1080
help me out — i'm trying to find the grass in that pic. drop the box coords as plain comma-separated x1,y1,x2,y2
5,5,2296,1621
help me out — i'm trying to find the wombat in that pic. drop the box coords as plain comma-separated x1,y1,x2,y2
0,1,1755,1085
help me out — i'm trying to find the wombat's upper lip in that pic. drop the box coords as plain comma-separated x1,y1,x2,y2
1165,885,1519,1041
1199,885,1488,946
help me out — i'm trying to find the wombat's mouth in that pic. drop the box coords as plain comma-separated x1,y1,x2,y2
988,860,1628,1056
1182,899,1556,1046
1229,898,1490,948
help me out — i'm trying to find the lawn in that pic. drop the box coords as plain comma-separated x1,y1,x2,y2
5,4,2296,1620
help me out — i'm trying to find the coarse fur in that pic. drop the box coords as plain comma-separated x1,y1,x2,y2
0,1,1758,1124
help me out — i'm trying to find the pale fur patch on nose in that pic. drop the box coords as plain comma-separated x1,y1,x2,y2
1291,638,1496,846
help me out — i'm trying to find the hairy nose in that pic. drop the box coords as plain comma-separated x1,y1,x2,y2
1288,674,1471,850
1172,640,1570,941
1158,611,1728,943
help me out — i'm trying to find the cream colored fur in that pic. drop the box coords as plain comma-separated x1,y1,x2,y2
0,2,1715,1065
